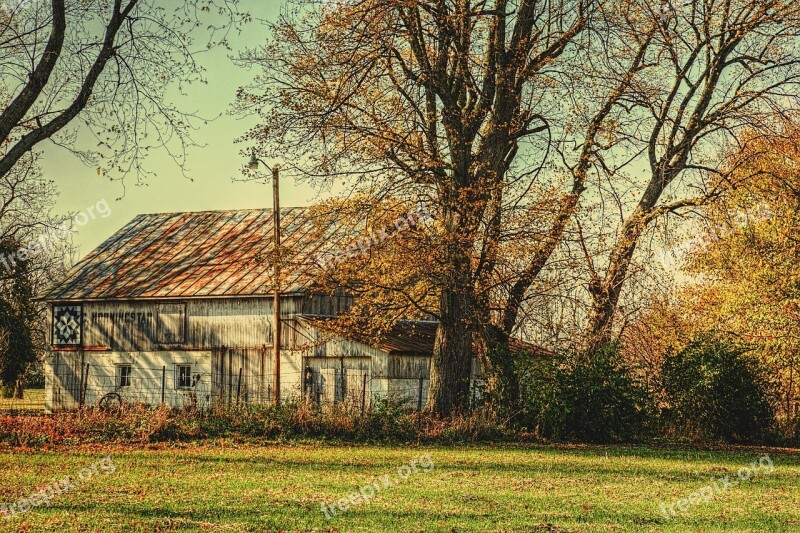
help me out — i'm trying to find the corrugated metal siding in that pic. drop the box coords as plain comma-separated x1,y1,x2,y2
212,347,273,405
300,290,354,316
73,297,313,351
48,351,83,410
388,378,429,407
388,355,430,379
300,316,437,355
304,356,371,406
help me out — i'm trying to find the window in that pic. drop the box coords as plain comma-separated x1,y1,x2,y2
116,365,132,388
157,303,186,344
176,365,192,389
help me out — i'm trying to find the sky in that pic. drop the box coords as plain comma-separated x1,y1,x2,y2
41,0,322,261
36,0,698,273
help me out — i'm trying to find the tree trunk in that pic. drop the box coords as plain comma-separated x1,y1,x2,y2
12,378,24,400
427,264,474,416
586,210,649,351
787,354,795,421
478,324,520,412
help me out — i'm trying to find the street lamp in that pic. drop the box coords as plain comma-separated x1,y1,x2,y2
248,153,282,407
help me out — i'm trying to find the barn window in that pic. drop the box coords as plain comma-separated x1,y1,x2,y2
157,303,186,344
175,365,192,389
116,365,132,388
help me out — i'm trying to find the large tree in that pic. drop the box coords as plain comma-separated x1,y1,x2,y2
581,0,800,348
0,0,242,183
239,0,800,414
237,0,656,414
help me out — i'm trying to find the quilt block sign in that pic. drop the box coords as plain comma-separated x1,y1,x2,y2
53,305,82,346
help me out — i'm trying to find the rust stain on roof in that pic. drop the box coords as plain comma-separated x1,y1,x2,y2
42,208,336,301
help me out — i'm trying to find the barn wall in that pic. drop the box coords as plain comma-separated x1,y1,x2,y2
54,295,326,352
45,298,484,411
388,355,430,379
299,290,354,316
388,378,429,408
298,320,437,407
44,351,84,411
303,355,373,406
45,294,349,410
45,350,212,411
44,347,310,411
210,347,304,405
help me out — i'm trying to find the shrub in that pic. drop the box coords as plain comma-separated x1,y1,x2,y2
0,398,513,448
524,344,654,443
661,335,775,443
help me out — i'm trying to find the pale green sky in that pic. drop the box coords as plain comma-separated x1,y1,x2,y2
41,0,321,260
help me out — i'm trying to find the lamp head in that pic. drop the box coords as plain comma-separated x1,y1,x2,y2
248,154,259,170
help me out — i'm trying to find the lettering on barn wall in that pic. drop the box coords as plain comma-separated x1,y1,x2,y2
91,311,154,321
87,310,166,350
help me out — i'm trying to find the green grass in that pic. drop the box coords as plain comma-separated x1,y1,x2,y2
0,388,44,412
0,444,798,531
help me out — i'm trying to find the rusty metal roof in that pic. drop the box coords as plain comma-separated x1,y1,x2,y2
42,208,334,301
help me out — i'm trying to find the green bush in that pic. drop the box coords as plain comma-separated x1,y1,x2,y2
523,344,654,443
661,335,775,444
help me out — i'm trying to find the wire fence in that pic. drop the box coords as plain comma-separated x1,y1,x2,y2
41,363,483,415
0,389,46,415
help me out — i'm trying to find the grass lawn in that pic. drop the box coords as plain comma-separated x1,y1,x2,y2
0,389,44,413
0,443,798,532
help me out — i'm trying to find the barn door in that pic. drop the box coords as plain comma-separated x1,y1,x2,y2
319,368,336,404
345,369,368,409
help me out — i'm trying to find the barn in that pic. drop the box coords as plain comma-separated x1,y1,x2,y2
40,208,461,412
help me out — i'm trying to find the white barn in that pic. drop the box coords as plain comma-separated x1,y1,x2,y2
40,208,447,411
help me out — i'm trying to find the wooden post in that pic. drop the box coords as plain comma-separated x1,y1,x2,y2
227,351,232,406
417,372,424,434
80,363,89,409
470,381,476,412
161,366,166,405
77,362,85,409
304,365,314,401
361,372,368,416
236,367,243,406
417,372,424,413
247,156,282,407
340,358,346,406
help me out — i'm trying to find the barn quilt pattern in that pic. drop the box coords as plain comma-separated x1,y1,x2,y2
53,305,82,345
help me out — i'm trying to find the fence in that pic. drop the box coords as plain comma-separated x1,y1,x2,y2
0,389,46,415
42,362,480,414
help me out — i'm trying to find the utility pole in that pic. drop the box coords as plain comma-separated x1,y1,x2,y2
248,154,282,407
272,164,281,407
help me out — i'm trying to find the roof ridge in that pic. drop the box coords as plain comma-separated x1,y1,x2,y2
135,206,309,217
